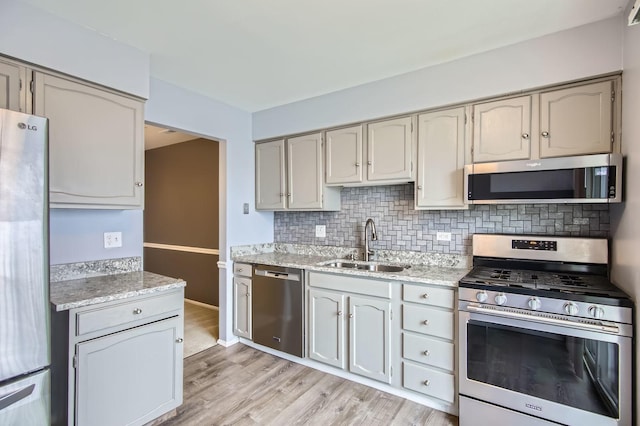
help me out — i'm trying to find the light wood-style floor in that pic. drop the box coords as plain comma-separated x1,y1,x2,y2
183,301,219,358
162,344,458,426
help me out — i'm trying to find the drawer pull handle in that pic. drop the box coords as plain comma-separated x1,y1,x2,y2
176,338,184,343
423,380,430,386
133,308,142,315
423,350,430,356
421,293,429,299
423,320,430,326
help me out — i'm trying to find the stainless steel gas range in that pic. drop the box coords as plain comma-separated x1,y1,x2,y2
458,234,633,426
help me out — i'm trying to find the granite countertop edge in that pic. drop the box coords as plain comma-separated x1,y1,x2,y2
50,271,186,312
231,252,469,287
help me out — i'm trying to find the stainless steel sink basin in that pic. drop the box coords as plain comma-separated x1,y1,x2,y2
322,261,409,273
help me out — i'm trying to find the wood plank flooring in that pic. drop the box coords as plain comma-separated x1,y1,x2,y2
163,344,458,426
183,301,219,358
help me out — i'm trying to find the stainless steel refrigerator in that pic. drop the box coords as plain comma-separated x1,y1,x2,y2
0,108,50,424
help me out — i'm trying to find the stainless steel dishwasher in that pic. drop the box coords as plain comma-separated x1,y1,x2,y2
252,265,304,357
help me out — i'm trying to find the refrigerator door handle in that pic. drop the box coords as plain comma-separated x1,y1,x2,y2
0,383,35,411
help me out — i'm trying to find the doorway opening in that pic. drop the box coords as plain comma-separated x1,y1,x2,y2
144,123,221,358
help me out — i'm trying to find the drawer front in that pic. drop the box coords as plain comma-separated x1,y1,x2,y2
308,272,391,299
402,284,454,309
403,361,455,403
233,263,252,277
403,332,454,371
402,304,454,340
76,290,183,337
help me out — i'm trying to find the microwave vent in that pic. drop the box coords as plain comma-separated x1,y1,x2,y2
630,0,640,26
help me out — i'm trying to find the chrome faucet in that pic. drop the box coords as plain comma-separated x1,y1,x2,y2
364,218,378,262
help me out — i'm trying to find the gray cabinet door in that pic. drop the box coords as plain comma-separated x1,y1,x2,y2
33,72,144,208
325,125,363,184
348,295,391,384
287,132,324,209
367,116,414,182
540,80,613,158
0,60,23,112
308,289,345,369
233,277,252,339
255,139,286,210
75,317,182,426
416,107,468,209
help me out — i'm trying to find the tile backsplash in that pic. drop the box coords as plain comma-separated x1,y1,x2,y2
274,184,610,255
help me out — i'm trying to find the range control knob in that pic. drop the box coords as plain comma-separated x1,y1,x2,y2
528,297,541,310
589,305,605,319
494,293,507,306
476,291,488,303
564,302,579,316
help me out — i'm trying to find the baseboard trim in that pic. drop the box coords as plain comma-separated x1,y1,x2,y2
185,299,219,310
216,338,239,347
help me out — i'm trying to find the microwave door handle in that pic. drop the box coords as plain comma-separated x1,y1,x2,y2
0,384,35,411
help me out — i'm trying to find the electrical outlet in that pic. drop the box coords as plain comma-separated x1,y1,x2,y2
315,225,326,238
436,231,452,242
104,232,122,248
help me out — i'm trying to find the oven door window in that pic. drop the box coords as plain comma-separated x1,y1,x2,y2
467,320,619,418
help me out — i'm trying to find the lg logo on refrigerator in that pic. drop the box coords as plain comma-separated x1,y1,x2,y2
17,122,38,131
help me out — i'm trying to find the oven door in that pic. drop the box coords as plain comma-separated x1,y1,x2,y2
459,305,632,426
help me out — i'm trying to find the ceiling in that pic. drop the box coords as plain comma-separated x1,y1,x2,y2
22,0,630,112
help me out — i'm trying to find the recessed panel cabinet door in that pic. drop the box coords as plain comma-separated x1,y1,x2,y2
416,107,467,209
349,295,391,384
34,72,144,208
540,81,613,158
308,289,345,369
255,140,286,210
75,317,182,426
0,60,23,112
287,132,323,209
233,277,252,339
367,116,413,181
325,125,363,184
473,96,531,162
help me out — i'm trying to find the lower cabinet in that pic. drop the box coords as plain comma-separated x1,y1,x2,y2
51,289,184,426
308,276,392,384
233,277,252,339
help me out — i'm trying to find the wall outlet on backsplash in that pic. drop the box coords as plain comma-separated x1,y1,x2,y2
315,225,326,238
437,232,452,242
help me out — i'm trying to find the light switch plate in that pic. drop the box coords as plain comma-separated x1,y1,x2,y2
436,231,452,242
243,203,249,214
315,225,326,238
104,232,122,248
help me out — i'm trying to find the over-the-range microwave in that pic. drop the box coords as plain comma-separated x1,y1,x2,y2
464,153,622,204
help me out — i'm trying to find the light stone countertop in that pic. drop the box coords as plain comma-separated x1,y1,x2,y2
50,271,186,312
232,252,469,287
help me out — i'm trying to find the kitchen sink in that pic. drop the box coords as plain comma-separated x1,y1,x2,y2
321,261,410,273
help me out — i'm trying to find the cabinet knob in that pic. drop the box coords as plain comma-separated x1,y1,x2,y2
135,182,143,187
522,133,529,139
246,292,251,297
421,293,429,299
279,193,284,197
133,308,142,315
349,313,354,318
423,379,430,386
423,350,430,356
355,162,360,167
176,338,184,343
541,131,550,138
367,161,372,166
423,319,430,326
417,185,422,190
287,193,292,197
337,310,343,316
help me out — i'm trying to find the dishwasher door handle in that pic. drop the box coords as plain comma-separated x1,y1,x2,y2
254,269,301,282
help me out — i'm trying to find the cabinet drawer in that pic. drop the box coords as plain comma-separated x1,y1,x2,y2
233,263,252,278
308,272,391,299
402,305,454,340
402,284,454,309
76,291,183,337
403,361,455,403
403,332,454,371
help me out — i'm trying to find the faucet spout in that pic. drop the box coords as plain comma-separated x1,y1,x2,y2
364,218,377,262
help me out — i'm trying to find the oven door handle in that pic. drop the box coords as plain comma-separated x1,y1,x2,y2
465,304,620,334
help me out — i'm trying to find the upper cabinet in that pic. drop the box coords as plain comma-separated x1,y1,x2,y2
325,117,415,187
472,78,619,163
415,107,470,209
539,81,613,158
34,72,144,208
0,59,27,112
472,96,532,163
255,133,340,211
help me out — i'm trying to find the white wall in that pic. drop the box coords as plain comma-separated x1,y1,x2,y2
253,17,623,139
610,12,640,412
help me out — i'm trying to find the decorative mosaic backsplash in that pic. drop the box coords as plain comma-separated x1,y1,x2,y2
274,184,610,255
